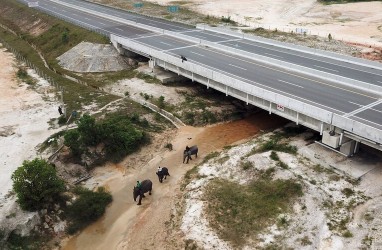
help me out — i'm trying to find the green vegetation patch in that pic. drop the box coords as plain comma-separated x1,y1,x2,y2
11,158,65,211
204,178,302,247
65,187,112,234
4,231,44,250
64,113,148,162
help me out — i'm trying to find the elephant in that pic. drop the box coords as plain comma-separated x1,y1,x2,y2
183,145,198,164
156,167,170,183
133,179,152,205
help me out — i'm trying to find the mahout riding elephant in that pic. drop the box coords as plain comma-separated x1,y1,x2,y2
133,179,152,205
156,167,170,183
183,145,198,164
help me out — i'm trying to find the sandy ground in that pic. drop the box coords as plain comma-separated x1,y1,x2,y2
2,38,382,249
0,46,61,217
150,0,382,47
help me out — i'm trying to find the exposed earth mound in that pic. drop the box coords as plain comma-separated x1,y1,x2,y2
57,42,129,72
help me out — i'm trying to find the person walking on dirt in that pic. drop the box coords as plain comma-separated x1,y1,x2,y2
58,106,63,115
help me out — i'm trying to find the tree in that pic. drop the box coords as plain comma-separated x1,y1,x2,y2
77,114,100,146
158,96,165,109
64,129,82,156
11,159,65,211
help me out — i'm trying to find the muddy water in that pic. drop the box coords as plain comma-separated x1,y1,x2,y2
62,112,286,249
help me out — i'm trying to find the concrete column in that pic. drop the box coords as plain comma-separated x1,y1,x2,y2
353,141,360,154
339,132,344,146
269,102,272,114
320,122,324,135
207,79,210,89
296,112,299,125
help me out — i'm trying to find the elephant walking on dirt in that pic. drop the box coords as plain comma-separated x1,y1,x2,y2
183,145,198,164
156,167,170,183
133,179,152,205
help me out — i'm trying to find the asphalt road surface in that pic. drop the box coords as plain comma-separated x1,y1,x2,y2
19,0,382,131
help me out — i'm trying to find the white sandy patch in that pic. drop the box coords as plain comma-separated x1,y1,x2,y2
181,130,381,249
148,0,382,46
0,47,61,222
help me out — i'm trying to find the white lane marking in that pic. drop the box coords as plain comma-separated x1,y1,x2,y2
191,34,208,39
278,79,304,88
349,101,382,114
166,50,345,115
228,64,247,71
313,65,339,72
72,13,77,16
165,44,197,51
236,39,382,77
264,52,283,59
116,28,124,31
133,34,162,39
349,101,362,106
345,99,382,117
189,51,205,57
39,5,115,36
222,38,242,43
378,81,382,84
84,17,91,20
160,42,173,46
99,22,106,25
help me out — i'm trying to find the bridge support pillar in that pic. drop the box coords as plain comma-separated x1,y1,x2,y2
322,130,358,156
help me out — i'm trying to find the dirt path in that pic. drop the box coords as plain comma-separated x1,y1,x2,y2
61,113,287,249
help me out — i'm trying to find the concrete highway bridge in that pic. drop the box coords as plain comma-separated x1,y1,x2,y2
21,0,382,155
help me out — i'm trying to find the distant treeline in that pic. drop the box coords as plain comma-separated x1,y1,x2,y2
319,0,381,3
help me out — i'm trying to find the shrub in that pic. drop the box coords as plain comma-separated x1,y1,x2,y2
58,115,67,125
64,114,146,161
12,158,65,211
164,143,173,151
158,96,165,109
270,151,279,161
66,187,112,234
241,161,253,170
16,68,28,79
64,129,82,157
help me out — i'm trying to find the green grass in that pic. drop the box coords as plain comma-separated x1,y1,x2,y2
0,0,120,112
201,151,219,164
181,165,199,190
204,178,303,246
240,161,253,170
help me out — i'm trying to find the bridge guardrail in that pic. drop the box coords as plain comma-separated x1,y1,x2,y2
197,39,382,95
332,114,382,144
47,0,382,95
112,34,333,123
112,34,382,145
